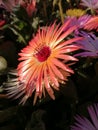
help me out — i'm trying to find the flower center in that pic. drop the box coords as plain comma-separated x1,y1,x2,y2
34,46,51,62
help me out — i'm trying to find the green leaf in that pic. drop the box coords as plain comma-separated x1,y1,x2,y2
8,27,26,44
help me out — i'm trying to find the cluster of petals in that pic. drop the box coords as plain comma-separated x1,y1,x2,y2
80,0,98,10
20,0,36,17
5,20,82,105
0,0,36,16
0,0,21,12
71,103,98,130
66,8,85,17
0,20,5,28
84,16,98,31
64,15,91,34
74,31,98,57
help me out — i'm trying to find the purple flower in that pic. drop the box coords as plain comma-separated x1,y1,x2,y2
64,15,91,34
0,0,22,12
80,0,98,10
75,31,98,57
76,15,92,29
71,103,98,130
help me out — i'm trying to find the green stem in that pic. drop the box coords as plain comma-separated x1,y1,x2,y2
58,0,64,24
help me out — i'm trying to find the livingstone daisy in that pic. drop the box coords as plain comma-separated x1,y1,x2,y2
5,20,82,105
84,16,98,31
0,0,22,12
71,103,98,130
80,0,98,11
66,8,85,17
74,31,98,57
64,15,91,34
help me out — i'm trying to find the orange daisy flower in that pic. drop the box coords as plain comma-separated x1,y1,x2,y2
84,16,98,31
5,20,82,105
